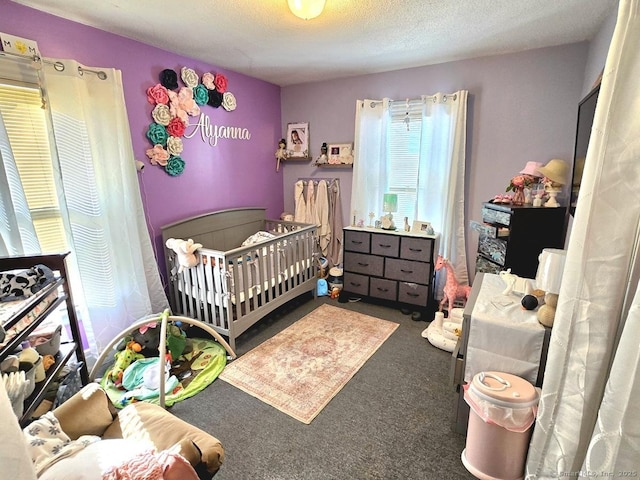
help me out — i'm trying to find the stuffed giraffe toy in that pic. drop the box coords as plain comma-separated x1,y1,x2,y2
435,255,471,314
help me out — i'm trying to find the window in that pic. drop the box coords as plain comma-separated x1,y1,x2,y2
0,82,68,253
386,103,423,222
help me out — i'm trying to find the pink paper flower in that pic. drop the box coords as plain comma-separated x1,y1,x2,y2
169,87,200,118
167,90,188,125
145,144,170,166
202,72,215,90
146,83,169,105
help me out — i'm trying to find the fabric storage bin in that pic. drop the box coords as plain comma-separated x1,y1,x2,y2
53,361,85,409
462,371,538,480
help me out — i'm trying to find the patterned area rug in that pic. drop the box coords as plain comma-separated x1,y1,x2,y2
219,303,399,424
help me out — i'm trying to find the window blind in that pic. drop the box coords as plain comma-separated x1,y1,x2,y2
387,103,423,223
0,83,67,253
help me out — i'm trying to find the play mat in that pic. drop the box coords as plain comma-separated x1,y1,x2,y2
100,337,227,408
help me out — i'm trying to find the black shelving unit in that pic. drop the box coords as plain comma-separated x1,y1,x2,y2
0,253,88,424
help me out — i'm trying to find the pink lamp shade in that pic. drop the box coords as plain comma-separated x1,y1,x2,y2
535,248,567,294
519,161,544,177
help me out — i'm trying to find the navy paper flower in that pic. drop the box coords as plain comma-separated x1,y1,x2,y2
207,89,223,108
159,69,179,90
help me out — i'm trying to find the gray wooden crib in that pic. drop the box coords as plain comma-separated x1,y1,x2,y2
161,208,318,351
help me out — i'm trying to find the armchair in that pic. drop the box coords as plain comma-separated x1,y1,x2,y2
38,383,224,478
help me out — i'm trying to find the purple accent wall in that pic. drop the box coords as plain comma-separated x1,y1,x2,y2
281,43,590,280
1,1,283,280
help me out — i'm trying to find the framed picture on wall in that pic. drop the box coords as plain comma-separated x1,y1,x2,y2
412,220,434,235
286,122,310,159
328,143,354,164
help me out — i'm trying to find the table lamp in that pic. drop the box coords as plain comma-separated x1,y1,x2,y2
382,193,398,230
535,248,567,327
538,159,569,208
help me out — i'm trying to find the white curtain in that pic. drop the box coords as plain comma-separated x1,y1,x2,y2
417,92,468,286
351,92,468,291
526,1,640,477
0,55,168,359
41,59,169,356
350,98,391,227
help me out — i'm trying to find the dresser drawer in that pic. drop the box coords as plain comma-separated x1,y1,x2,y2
370,233,399,257
385,258,430,284
343,272,369,296
477,234,507,266
398,282,430,306
369,277,397,301
475,255,502,274
344,230,370,253
400,237,433,262
344,252,384,277
482,206,511,226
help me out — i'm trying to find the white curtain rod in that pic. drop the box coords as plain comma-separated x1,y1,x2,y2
367,93,458,108
0,50,107,80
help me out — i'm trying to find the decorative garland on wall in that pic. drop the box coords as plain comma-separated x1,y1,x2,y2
145,67,237,176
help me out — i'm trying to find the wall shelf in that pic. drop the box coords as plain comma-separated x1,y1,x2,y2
314,163,353,168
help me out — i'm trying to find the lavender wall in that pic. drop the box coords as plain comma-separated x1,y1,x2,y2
1,1,283,281
583,7,617,95
281,43,589,280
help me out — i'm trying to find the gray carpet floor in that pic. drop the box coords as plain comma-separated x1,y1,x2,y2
169,293,477,480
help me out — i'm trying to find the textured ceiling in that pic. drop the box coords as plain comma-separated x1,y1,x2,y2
12,0,617,86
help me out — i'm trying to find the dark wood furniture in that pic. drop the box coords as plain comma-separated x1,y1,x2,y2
0,253,88,424
339,227,438,316
475,202,566,278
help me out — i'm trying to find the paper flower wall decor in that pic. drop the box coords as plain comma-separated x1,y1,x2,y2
145,67,237,176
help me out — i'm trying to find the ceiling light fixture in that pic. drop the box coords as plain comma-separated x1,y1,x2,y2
288,0,326,20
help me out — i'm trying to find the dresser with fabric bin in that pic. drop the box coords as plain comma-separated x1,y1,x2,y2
474,202,566,278
339,226,439,318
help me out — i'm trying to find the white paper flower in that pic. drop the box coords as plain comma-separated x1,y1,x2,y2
166,136,184,156
222,91,237,112
181,67,199,88
151,104,171,126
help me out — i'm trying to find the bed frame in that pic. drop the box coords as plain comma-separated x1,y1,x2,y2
161,208,318,351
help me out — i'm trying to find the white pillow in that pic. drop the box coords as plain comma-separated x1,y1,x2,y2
38,439,152,480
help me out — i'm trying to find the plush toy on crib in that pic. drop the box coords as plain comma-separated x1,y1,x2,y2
165,238,203,273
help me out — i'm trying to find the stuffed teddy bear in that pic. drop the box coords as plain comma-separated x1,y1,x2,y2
166,238,203,273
